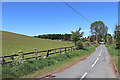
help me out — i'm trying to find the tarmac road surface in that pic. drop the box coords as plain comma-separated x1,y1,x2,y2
55,45,117,79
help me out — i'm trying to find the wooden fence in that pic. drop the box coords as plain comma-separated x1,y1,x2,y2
0,46,76,65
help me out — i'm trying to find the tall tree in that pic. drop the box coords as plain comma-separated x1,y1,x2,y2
90,35,96,42
114,25,120,49
71,28,84,46
90,21,108,43
106,34,113,45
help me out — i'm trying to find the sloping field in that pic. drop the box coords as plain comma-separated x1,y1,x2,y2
2,31,73,56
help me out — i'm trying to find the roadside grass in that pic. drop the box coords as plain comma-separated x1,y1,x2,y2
105,44,118,68
2,44,99,78
2,31,73,56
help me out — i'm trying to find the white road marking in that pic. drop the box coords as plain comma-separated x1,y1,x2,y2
91,57,99,67
99,50,102,56
80,50,101,80
80,72,87,80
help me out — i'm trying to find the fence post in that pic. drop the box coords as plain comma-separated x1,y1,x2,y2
1,56,5,65
22,53,24,61
68,47,69,52
73,46,75,51
60,48,61,54
65,47,66,53
18,51,24,61
11,53,15,60
46,50,49,57
72,46,73,51
34,48,37,59
75,46,76,50
54,48,56,54
71,47,72,52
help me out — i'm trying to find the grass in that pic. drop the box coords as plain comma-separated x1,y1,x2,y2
105,44,119,68
2,31,74,56
2,44,99,78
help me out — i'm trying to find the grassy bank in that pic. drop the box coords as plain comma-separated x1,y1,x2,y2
2,44,99,78
2,31,73,56
105,44,118,68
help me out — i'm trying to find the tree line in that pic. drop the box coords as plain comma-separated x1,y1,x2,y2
34,34,71,41
34,21,120,49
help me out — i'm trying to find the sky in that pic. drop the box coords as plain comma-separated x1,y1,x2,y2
1,0,120,2
2,2,118,37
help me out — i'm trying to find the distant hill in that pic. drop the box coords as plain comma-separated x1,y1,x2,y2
2,31,73,56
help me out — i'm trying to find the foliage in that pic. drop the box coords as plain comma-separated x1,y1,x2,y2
106,44,118,56
64,33,71,41
76,40,84,49
71,28,84,46
80,38,88,42
84,42,90,47
2,44,99,78
90,35,96,42
114,25,120,49
35,34,71,41
90,21,108,43
106,34,113,45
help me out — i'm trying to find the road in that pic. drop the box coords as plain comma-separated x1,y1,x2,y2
55,45,117,79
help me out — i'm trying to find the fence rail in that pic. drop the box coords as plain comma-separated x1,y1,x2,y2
0,46,76,65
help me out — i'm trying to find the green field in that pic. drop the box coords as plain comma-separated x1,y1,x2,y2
2,31,74,56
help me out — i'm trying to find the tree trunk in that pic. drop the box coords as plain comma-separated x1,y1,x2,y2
96,34,98,44
75,41,77,46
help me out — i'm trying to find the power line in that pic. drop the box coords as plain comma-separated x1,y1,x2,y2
63,1,92,23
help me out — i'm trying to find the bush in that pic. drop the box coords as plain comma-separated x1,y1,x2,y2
76,40,84,50
80,38,88,42
84,42,90,47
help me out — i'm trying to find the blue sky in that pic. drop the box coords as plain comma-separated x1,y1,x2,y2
2,2,118,37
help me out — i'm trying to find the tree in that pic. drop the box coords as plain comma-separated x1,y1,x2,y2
81,38,88,42
64,34,71,41
114,25,120,49
36,34,71,40
90,35,96,42
76,40,84,49
71,28,84,46
64,34,71,43
106,34,113,45
90,21,108,43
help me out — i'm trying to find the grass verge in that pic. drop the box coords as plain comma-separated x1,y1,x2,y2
2,44,99,78
105,44,120,76
105,44,118,68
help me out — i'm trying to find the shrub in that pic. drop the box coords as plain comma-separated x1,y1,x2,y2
81,38,88,42
85,42,90,47
76,40,84,49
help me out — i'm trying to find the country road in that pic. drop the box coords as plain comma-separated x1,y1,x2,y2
55,45,117,79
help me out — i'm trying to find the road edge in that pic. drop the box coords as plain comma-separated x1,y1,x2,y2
36,45,100,79
105,45,119,79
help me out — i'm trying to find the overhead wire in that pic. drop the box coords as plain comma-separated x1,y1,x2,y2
62,0,92,23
